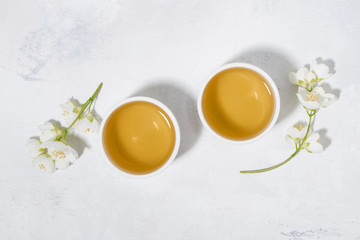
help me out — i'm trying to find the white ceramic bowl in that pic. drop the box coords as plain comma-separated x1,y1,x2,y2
99,96,181,178
197,62,280,144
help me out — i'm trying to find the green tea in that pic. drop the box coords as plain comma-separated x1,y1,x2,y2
202,67,275,140
103,101,176,174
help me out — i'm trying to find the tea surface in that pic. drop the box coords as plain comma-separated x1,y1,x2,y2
202,67,275,140
103,101,176,174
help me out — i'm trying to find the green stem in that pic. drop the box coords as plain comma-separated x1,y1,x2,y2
88,101,93,113
240,110,316,174
60,82,103,140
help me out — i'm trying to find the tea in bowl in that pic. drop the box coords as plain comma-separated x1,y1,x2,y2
100,97,180,177
198,63,280,143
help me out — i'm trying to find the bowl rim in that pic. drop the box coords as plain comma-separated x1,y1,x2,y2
99,96,181,178
197,62,280,144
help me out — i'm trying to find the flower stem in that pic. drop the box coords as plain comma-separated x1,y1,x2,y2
240,110,316,174
60,82,103,140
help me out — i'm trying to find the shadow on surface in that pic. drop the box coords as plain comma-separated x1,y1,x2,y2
310,57,336,74
132,81,202,158
318,83,341,99
317,128,331,150
226,48,298,123
65,134,89,156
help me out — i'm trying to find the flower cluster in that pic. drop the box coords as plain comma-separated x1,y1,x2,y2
60,100,100,133
289,59,333,91
241,59,337,173
286,123,323,153
26,83,102,173
286,60,336,153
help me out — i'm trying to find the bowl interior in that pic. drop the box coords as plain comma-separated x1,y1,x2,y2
199,64,280,143
101,98,179,176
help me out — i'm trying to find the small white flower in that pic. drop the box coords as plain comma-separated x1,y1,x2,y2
310,59,332,81
32,155,56,173
302,132,323,153
38,122,62,142
75,112,100,134
41,141,78,163
289,67,316,88
26,138,44,158
286,123,307,143
60,100,80,127
55,158,70,170
297,87,336,110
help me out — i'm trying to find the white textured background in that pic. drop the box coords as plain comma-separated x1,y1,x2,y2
1,0,360,239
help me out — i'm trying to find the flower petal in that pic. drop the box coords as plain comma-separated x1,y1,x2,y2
41,141,78,163
60,100,78,127
286,126,299,138
296,89,321,110
289,72,299,85
296,87,335,110
55,159,70,170
26,138,42,158
296,67,309,81
307,141,323,153
286,135,294,144
322,93,337,107
311,60,332,80
313,86,325,95
304,132,323,153
39,122,59,142
307,132,320,142
32,155,55,173
305,71,316,83
75,115,100,134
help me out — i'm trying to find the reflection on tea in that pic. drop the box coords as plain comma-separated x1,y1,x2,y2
202,67,275,140
102,101,176,174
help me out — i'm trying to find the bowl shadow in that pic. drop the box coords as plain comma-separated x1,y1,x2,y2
226,48,298,123
132,81,202,159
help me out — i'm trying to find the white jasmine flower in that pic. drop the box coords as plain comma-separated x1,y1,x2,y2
289,67,316,88
41,141,78,163
55,159,70,170
60,100,80,127
26,138,44,158
38,122,62,142
32,155,56,173
297,87,336,110
302,132,323,153
310,59,332,81
75,112,100,134
286,123,307,143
